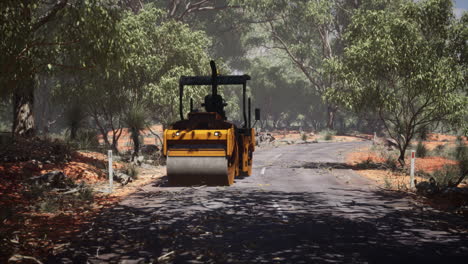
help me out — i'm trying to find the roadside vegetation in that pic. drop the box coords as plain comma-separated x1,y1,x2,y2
0,0,466,262
347,134,468,214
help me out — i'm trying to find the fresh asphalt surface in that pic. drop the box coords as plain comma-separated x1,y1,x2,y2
52,142,468,263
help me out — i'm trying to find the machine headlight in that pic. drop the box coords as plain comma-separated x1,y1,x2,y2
214,131,221,137
175,131,181,136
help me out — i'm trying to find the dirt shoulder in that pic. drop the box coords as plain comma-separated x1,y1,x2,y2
345,134,468,216
0,138,165,263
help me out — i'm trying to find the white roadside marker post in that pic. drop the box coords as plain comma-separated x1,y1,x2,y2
108,150,113,193
410,150,416,188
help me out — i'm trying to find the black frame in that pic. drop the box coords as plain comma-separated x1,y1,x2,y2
178,73,252,128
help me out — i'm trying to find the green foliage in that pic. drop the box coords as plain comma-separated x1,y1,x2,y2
72,130,100,151
321,130,336,141
432,165,460,188
416,141,428,158
248,57,316,129
301,133,308,141
124,105,147,135
326,0,467,164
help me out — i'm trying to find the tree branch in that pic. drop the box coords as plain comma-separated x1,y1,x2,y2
32,0,68,32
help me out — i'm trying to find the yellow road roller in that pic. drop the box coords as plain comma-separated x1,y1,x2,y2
163,61,260,186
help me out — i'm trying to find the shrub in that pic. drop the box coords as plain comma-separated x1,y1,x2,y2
416,141,428,158
431,144,446,156
301,133,308,141
78,186,94,202
70,129,100,151
319,130,337,141
125,164,140,180
39,195,60,213
384,155,398,170
432,165,460,188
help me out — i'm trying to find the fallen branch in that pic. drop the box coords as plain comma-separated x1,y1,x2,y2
9,254,43,264
158,251,175,261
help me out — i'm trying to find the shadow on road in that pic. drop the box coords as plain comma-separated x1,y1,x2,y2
290,162,386,170
50,186,468,263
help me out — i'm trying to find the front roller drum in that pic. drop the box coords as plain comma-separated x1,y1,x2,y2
167,156,234,186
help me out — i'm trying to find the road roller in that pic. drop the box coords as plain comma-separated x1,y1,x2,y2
163,61,260,186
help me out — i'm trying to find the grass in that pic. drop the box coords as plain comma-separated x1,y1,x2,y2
39,195,60,213
320,130,336,141
383,175,393,189
78,186,94,202
68,130,101,151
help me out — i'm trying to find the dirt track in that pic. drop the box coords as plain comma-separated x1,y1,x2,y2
51,142,468,263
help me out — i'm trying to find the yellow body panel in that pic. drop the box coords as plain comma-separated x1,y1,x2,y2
165,129,229,140
168,149,227,157
163,128,235,157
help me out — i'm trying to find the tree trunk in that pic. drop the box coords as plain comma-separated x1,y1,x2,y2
70,125,78,140
131,128,140,161
327,106,336,130
13,77,35,137
398,142,409,167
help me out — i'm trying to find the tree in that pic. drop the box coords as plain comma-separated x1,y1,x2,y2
1,0,69,136
248,56,315,130
233,0,368,129
0,0,122,137
448,12,468,136
327,0,467,165
124,104,147,160
55,4,212,152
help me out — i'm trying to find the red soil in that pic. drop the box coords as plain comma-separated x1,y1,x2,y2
97,124,163,152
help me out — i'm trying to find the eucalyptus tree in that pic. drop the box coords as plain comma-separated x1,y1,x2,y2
326,0,467,165
230,0,364,129
65,4,212,152
1,0,69,136
0,0,122,137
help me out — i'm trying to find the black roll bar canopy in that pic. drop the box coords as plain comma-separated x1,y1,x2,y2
178,60,251,128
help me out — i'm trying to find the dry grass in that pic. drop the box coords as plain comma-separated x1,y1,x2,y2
346,134,463,191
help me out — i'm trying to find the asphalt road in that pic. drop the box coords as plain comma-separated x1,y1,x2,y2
52,142,468,263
